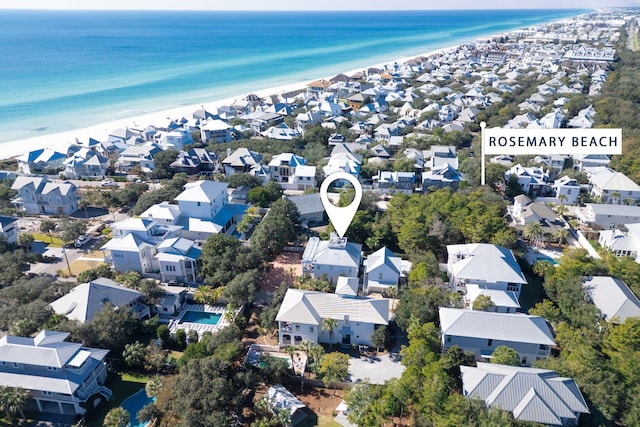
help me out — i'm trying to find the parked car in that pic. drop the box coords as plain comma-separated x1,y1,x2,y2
74,234,92,248
101,180,118,187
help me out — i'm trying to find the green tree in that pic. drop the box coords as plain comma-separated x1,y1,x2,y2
40,219,57,243
471,294,495,311
151,149,179,179
17,233,34,253
319,352,349,395
146,375,164,399
122,341,147,368
0,386,29,423
322,318,338,350
226,173,263,189
57,218,87,243
104,407,130,427
523,221,545,248
371,326,389,352
490,346,521,366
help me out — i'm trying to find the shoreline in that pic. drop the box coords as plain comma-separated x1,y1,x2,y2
0,13,583,162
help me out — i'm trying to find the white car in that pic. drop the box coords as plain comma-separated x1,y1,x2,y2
101,180,118,187
74,234,92,248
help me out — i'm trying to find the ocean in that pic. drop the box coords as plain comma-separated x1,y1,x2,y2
0,9,587,145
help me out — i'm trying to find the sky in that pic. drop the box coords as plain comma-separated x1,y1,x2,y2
2,0,639,10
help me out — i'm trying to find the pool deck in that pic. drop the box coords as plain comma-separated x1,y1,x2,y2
168,303,230,338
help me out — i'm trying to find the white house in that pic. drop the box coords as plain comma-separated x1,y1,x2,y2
552,176,581,205
439,308,556,366
17,148,67,174
268,153,316,190
588,167,640,205
11,176,78,215
156,128,193,151
363,247,411,295
49,277,150,323
222,148,264,176
447,243,528,299
302,234,362,284
0,330,112,417
63,149,110,179
463,284,521,313
577,203,640,228
275,288,389,347
461,363,589,426
0,216,18,245
140,201,182,225
115,144,161,173
174,180,247,240
200,119,233,143
155,237,201,284
583,276,640,324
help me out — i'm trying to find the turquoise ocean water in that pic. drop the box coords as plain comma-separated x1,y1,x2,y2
0,9,586,145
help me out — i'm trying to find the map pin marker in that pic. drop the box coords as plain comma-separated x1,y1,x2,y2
320,171,362,238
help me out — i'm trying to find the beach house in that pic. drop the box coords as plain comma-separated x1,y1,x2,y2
582,276,640,324
11,176,78,215
275,288,389,348
302,234,362,284
461,363,589,426
0,330,112,417
439,308,556,366
170,148,219,176
447,243,528,305
363,247,411,295
49,278,151,323
0,216,18,245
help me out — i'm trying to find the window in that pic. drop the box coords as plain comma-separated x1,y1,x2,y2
521,357,527,365
43,391,53,396
295,324,300,331
197,202,201,206
309,326,314,332
446,336,451,343
487,339,493,347
47,366,57,371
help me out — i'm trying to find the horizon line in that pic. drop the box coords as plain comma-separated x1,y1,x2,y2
0,7,606,12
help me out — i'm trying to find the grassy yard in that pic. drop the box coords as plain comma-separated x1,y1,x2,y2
85,372,149,427
69,258,104,276
29,232,65,247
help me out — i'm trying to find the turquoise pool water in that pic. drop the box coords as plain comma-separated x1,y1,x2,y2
179,311,221,325
121,389,154,427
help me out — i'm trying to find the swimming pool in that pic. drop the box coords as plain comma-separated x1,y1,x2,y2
179,310,222,325
121,389,154,427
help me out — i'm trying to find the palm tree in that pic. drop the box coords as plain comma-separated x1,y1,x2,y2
388,285,399,311
193,285,225,306
17,233,34,253
0,386,29,424
298,341,313,378
284,345,297,374
308,343,325,377
79,197,91,219
103,407,130,427
554,228,569,246
322,318,338,350
145,375,163,399
523,221,545,248
40,219,57,243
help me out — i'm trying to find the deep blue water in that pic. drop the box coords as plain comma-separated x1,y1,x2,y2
0,9,587,144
